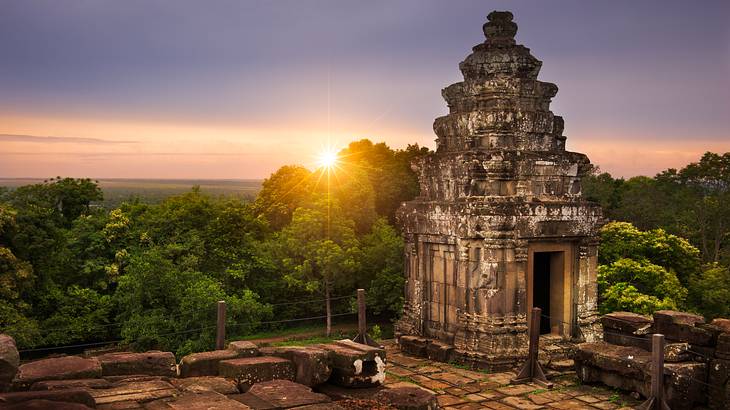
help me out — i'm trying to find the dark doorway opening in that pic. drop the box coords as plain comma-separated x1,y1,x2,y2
533,252,552,334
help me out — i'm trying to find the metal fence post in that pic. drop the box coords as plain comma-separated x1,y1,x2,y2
216,300,226,350
511,307,553,388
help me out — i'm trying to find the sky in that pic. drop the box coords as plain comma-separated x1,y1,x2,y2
1,0,728,179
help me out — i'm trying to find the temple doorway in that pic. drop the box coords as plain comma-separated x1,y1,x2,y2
527,244,572,337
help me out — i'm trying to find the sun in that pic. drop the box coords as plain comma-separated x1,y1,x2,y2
317,149,339,169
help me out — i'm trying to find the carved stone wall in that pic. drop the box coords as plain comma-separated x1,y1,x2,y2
396,11,603,369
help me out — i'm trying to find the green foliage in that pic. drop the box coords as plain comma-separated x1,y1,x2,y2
0,140,420,353
370,324,382,340
598,222,696,315
688,264,730,319
599,221,701,285
361,219,405,316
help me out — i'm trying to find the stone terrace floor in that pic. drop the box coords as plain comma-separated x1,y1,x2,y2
381,340,643,410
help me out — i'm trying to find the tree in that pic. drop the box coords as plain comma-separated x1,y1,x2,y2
254,166,314,230
688,264,730,319
597,222,697,315
360,218,405,316
337,140,429,223
271,197,362,336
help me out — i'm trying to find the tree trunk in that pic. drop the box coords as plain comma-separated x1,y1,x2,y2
325,281,332,338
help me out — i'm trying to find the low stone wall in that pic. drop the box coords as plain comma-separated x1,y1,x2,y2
398,333,576,374
0,334,438,409
575,310,730,410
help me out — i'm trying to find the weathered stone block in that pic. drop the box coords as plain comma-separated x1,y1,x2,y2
146,391,251,409
87,380,177,405
0,389,96,408
0,399,95,409
576,341,708,410
602,331,651,351
226,341,259,357
0,334,19,392
425,340,455,363
601,312,652,334
30,378,113,391
709,358,730,410
711,318,730,333
170,376,239,395
259,346,331,387
374,386,439,410
316,340,386,388
716,333,730,360
14,356,102,388
179,349,240,377
654,310,714,346
574,342,650,380
218,356,295,390
233,379,331,409
398,336,429,358
97,352,176,377
664,343,691,363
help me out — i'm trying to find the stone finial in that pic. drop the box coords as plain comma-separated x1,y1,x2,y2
483,10,517,45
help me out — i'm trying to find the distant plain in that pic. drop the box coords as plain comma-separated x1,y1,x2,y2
0,178,262,207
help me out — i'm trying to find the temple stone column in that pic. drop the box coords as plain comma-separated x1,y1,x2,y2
396,11,603,370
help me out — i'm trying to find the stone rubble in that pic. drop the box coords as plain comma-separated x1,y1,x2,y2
0,334,410,409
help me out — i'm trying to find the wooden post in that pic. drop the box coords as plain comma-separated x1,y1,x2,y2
511,307,553,388
639,334,670,410
357,289,366,339
216,300,226,350
352,289,379,347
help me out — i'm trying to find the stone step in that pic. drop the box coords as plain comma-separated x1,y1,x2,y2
230,379,331,409
218,356,295,390
14,356,102,389
97,351,176,377
259,345,331,387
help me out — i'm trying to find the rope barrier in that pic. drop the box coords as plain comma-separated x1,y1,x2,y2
17,310,358,354
5,294,357,336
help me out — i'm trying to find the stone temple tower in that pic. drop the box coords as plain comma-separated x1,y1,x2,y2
396,11,603,369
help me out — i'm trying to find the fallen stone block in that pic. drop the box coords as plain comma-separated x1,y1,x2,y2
576,341,707,410
313,382,385,401
179,349,241,377
664,362,707,408
231,379,331,409
710,318,730,334
653,310,714,346
86,380,177,406
709,358,730,410
0,334,19,392
145,391,251,410
259,346,331,387
601,312,652,334
0,389,97,408
664,343,692,363
170,376,239,395
14,356,102,388
31,378,113,391
398,336,429,358
425,340,454,363
226,341,259,357
374,386,439,410
716,333,730,360
97,352,176,377
315,340,386,388
603,331,651,351
574,342,650,380
218,356,295,390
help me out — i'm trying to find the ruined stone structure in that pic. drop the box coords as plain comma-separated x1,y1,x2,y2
396,11,603,369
